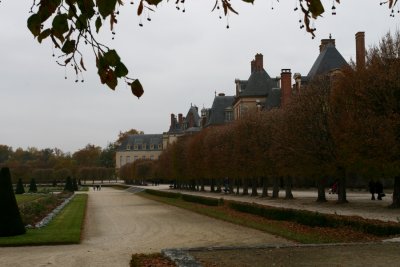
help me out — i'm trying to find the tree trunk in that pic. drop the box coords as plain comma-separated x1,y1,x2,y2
389,176,400,209
316,176,327,202
336,167,348,203
216,179,222,193
261,176,268,197
284,176,294,199
272,176,279,198
251,178,258,196
228,178,234,194
242,178,249,195
210,179,215,192
200,179,205,191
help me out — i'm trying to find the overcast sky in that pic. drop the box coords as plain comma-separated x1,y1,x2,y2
0,1,398,153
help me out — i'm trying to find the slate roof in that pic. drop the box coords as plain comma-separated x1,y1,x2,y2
239,69,276,97
205,95,235,127
265,88,281,109
185,106,201,128
117,134,163,151
307,44,348,79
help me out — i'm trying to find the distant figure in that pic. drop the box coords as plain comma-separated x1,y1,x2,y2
375,181,384,200
329,181,338,194
96,184,100,191
368,180,376,200
93,185,96,191
99,184,102,191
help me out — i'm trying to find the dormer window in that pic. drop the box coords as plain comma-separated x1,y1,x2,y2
158,144,162,150
150,144,155,150
126,145,131,150
134,145,138,150
143,144,147,150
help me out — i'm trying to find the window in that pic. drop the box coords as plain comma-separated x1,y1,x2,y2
142,144,147,150
126,156,131,163
126,145,131,150
158,144,162,150
120,156,123,166
134,145,138,150
142,156,146,160
150,144,154,150
225,111,233,122
134,156,138,161
150,155,154,160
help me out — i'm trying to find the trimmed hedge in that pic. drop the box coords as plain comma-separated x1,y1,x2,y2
145,189,181,199
145,189,223,206
181,194,222,206
229,201,400,236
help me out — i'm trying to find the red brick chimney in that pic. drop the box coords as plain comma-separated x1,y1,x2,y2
280,69,292,108
356,32,365,70
319,38,335,52
178,113,183,127
254,53,263,72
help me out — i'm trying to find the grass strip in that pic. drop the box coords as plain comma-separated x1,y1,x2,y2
0,194,88,246
137,192,344,244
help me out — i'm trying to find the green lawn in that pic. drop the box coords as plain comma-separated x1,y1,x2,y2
0,194,88,246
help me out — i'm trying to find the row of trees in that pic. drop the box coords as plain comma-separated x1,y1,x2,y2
132,31,400,208
0,128,142,184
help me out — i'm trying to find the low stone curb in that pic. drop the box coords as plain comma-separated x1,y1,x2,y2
32,194,76,228
125,186,146,194
161,248,202,267
162,241,400,266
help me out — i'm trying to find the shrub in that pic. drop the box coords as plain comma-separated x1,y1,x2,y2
15,178,25,194
64,176,74,192
29,178,37,193
181,194,222,206
72,178,78,191
0,167,26,236
229,201,400,236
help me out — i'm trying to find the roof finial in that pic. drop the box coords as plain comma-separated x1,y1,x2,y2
214,90,216,96
329,33,332,39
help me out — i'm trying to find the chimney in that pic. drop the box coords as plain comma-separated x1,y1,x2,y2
170,113,176,129
251,60,255,73
280,69,292,108
218,93,225,96
178,113,183,126
319,38,335,52
254,53,263,72
356,32,365,70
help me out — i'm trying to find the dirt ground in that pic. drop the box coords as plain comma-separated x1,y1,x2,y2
191,243,400,267
0,187,290,267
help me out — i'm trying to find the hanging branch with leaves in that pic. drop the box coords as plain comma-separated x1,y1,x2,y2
26,0,398,97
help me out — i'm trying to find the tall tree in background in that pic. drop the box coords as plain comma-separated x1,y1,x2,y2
332,31,400,208
0,145,13,164
73,144,102,167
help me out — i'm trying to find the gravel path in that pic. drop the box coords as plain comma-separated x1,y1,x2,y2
0,188,291,267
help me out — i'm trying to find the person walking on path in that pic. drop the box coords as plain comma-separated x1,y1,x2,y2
368,180,376,200
375,181,385,200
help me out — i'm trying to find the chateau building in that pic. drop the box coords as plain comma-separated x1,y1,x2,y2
115,134,163,170
116,32,365,170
